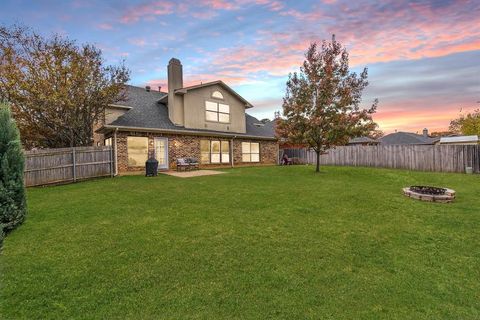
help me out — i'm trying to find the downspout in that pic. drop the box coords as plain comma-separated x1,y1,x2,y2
231,136,236,168
114,128,118,176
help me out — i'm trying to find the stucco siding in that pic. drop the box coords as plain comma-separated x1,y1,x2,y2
183,84,247,134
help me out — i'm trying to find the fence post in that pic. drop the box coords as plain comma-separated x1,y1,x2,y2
72,147,77,182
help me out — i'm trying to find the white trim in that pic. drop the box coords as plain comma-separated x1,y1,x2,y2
154,137,169,170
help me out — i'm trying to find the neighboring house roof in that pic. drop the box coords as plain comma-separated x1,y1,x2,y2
439,135,479,144
174,80,254,108
102,85,275,140
379,132,440,145
348,136,378,144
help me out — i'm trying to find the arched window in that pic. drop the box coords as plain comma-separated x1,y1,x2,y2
212,91,224,99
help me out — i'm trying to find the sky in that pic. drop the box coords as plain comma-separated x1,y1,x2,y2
1,0,479,133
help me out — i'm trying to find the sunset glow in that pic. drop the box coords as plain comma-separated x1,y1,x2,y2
2,0,479,132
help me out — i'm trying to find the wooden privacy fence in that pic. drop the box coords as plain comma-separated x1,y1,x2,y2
24,146,114,187
280,145,480,173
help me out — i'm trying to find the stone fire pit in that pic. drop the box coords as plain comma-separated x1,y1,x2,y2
403,186,455,203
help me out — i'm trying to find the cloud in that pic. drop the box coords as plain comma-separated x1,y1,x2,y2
95,0,480,132
199,0,239,10
96,23,113,30
121,1,174,23
146,73,251,92
364,51,480,132
200,0,480,80
128,38,147,47
119,0,290,24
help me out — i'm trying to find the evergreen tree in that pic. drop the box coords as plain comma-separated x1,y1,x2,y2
0,102,26,246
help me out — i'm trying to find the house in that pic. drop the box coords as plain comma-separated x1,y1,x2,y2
438,135,479,145
96,58,277,173
379,128,439,145
347,136,379,146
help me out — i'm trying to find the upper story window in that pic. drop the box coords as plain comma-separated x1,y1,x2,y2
206,101,230,123
212,91,224,99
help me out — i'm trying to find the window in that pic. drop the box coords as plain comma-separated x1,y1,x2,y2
212,91,224,99
205,101,230,123
242,142,260,162
200,140,230,164
127,137,148,166
221,141,230,163
211,140,221,163
200,140,210,163
104,138,112,146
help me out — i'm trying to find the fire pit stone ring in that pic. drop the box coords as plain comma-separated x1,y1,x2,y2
403,186,455,203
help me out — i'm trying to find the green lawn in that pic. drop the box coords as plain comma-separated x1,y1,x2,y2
1,166,480,319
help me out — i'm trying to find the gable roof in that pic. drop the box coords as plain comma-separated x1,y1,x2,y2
379,132,439,145
102,85,275,140
173,80,253,108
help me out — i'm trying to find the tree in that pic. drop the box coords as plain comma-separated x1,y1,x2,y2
368,129,384,139
449,109,480,136
277,36,378,172
0,25,130,149
0,102,26,246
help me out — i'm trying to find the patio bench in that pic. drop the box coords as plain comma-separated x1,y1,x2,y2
176,158,200,171
176,158,190,171
186,158,199,170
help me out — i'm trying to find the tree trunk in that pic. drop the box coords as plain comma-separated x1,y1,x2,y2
315,150,320,172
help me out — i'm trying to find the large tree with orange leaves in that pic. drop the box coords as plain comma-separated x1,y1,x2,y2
0,25,129,149
277,36,378,172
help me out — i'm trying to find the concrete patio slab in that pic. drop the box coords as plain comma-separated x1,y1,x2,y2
160,170,226,178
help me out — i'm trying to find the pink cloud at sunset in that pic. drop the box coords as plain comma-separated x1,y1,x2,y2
2,0,478,132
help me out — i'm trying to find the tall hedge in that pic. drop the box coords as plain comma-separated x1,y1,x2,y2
0,102,26,246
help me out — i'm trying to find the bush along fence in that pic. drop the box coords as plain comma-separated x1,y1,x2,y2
24,146,114,187
280,145,480,173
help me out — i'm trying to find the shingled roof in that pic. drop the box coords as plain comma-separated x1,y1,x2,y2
103,85,275,140
379,132,439,145
348,136,379,145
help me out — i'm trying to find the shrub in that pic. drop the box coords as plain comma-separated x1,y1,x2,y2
0,102,26,246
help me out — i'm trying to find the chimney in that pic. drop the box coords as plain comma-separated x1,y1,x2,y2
167,58,184,125
145,85,151,92
423,128,428,137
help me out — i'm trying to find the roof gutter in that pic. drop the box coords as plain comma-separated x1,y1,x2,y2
107,104,133,110
100,124,277,141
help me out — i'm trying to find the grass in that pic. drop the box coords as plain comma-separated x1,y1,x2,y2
1,165,480,319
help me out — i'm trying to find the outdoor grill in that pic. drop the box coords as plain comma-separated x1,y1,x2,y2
145,157,159,177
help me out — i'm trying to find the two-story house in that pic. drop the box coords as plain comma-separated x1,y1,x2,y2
95,58,277,173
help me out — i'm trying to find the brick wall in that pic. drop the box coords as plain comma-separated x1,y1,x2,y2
232,139,278,166
113,131,278,172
